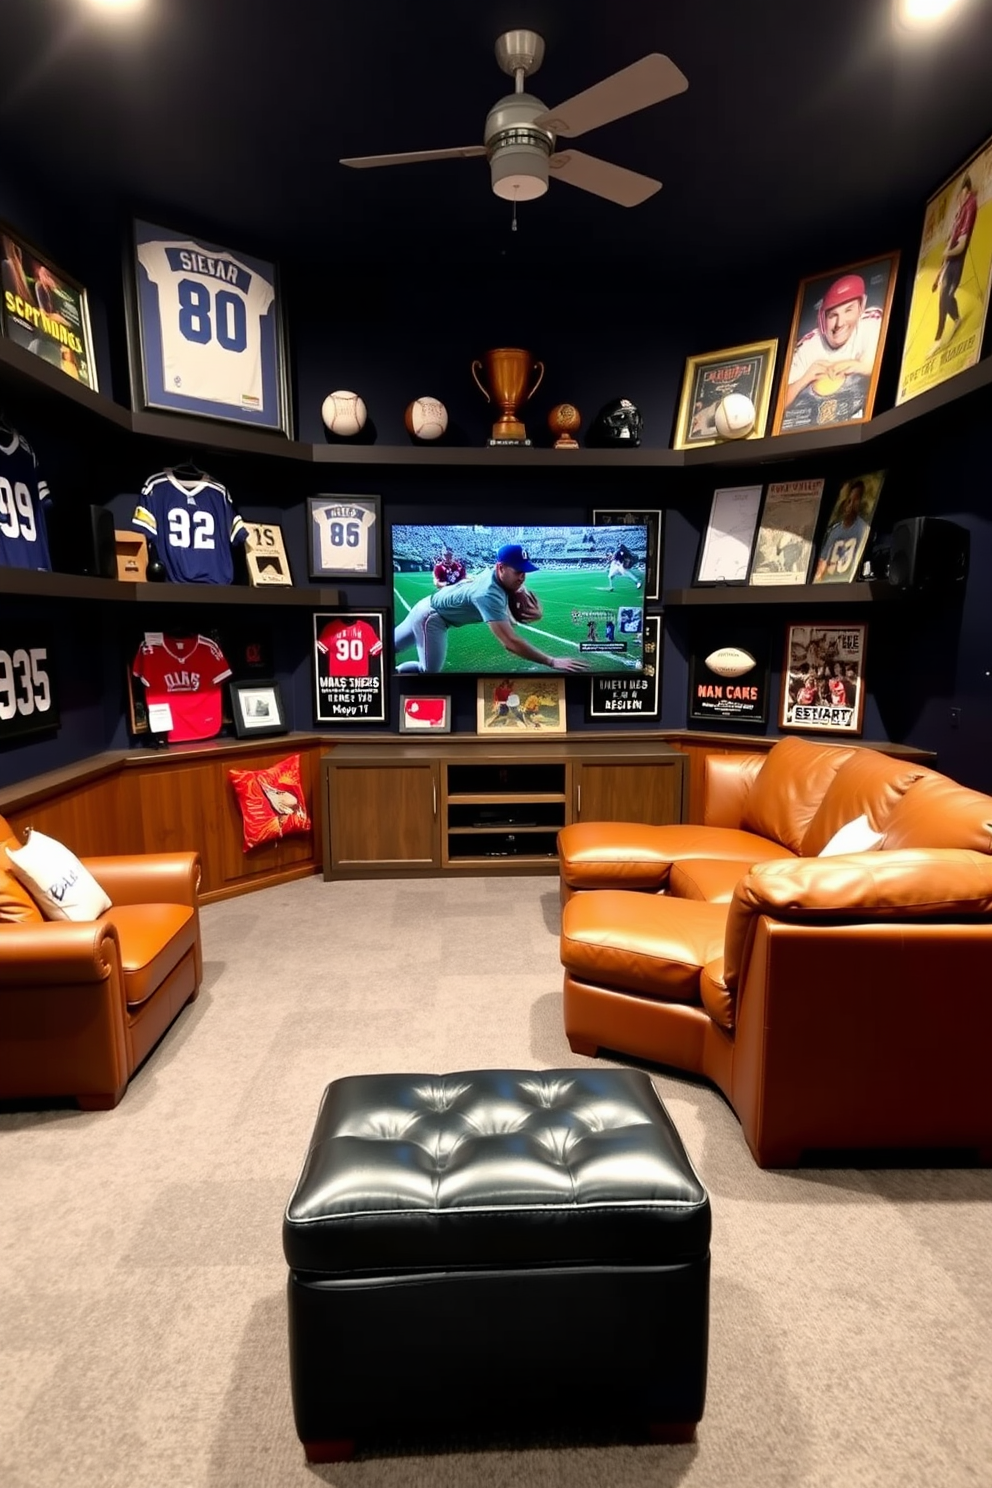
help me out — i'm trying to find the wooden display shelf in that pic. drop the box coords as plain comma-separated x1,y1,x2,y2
0,567,340,607
663,581,896,607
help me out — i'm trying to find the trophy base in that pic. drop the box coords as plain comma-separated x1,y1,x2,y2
553,435,579,449
488,437,532,447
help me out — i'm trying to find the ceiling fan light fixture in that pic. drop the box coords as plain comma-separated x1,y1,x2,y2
491,143,549,201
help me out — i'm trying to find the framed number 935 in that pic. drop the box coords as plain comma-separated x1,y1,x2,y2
126,218,292,436
307,494,382,580
0,624,60,742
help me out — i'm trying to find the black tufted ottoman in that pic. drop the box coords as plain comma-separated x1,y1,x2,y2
283,1067,711,1461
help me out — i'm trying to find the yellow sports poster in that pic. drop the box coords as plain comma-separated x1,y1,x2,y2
896,133,992,405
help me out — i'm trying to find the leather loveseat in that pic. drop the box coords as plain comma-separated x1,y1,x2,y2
558,736,992,1167
0,814,203,1110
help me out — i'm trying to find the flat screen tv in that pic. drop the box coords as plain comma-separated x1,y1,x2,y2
391,522,649,676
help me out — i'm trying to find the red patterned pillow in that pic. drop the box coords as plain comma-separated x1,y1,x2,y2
228,753,312,853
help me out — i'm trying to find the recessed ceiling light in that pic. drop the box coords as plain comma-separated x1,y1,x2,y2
895,0,964,27
84,0,146,12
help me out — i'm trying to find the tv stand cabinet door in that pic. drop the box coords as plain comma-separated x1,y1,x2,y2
325,759,439,877
573,756,685,825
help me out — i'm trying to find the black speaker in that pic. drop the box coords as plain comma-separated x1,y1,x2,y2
887,516,970,590
48,503,118,579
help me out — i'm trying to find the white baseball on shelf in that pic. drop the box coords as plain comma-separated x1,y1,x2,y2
705,647,757,678
404,396,448,441
321,390,367,437
713,393,756,440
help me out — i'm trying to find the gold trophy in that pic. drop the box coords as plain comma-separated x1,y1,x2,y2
470,347,545,445
548,402,581,449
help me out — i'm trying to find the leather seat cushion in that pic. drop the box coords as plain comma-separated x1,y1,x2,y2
561,890,728,1004
107,903,197,1009
880,772,992,852
669,858,767,903
559,821,790,891
800,750,929,857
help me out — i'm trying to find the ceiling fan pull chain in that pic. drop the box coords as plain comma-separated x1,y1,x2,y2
511,200,518,232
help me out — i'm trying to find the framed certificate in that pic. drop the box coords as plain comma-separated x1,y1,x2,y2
694,485,763,585
126,218,291,435
308,495,382,580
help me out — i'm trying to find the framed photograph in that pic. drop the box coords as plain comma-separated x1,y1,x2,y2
673,339,778,449
688,623,770,726
694,484,764,586
895,133,992,406
126,217,291,435
771,252,899,435
229,679,288,738
0,224,98,389
308,494,382,580
476,676,566,735
399,695,451,733
812,471,885,585
592,509,663,600
244,521,293,586
588,614,661,719
749,479,825,586
780,623,867,735
313,610,387,724
0,625,60,743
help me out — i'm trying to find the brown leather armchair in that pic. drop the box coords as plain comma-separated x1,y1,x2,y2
0,814,203,1110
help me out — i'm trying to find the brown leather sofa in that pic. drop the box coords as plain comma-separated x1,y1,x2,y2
0,814,203,1110
558,737,992,1167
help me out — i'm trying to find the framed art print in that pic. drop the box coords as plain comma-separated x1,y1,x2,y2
812,471,885,585
244,522,293,586
749,479,824,586
588,614,661,719
229,679,288,738
771,252,899,435
895,132,992,405
695,485,763,586
688,623,769,726
780,623,867,735
476,677,566,735
592,509,663,600
673,339,778,449
308,494,382,580
313,610,386,724
399,695,451,733
0,224,97,388
127,218,291,434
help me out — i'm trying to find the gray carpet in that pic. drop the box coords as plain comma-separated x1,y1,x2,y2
2,874,990,1487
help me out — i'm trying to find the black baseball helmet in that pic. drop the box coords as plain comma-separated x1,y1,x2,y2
588,397,643,447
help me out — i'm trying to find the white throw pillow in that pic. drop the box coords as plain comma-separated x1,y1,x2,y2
818,814,885,858
6,829,112,921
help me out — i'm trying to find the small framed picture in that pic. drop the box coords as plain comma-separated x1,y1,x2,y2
688,623,770,726
308,494,382,580
476,677,566,735
313,610,387,724
399,695,451,733
229,679,288,738
244,522,293,586
749,479,825,587
672,339,778,449
587,614,661,719
694,484,764,586
812,471,885,585
126,218,291,435
780,623,867,735
772,252,899,435
592,509,663,600
0,223,98,388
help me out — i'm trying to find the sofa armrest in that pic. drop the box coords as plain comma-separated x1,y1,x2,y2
0,919,122,986
81,852,201,908
724,848,992,989
703,753,766,829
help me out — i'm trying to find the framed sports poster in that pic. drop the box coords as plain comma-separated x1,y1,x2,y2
399,695,451,733
771,252,899,435
694,485,763,586
477,677,566,735
812,471,885,585
0,625,60,742
308,494,382,580
895,132,992,405
592,509,663,600
244,521,292,586
688,623,769,726
749,479,824,586
672,339,778,449
126,218,291,435
588,614,661,719
313,610,387,724
0,224,97,388
780,623,867,735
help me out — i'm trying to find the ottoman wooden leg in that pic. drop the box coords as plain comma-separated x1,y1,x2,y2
648,1421,697,1444
304,1438,355,1463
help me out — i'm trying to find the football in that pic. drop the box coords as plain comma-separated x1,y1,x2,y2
405,396,448,441
713,393,756,440
509,586,543,623
321,390,367,437
705,646,757,678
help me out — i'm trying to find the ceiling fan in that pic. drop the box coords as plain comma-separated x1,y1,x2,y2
340,28,688,209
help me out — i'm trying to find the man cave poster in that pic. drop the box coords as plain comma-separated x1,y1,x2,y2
688,625,770,725
312,611,386,723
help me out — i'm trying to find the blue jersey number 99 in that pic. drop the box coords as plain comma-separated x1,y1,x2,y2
177,279,247,352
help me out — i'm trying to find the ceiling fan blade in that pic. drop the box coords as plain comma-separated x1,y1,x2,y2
549,149,661,207
340,145,487,169
534,54,688,140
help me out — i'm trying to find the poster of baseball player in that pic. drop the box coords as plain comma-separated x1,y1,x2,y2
895,132,992,406
772,253,899,434
780,623,867,735
313,610,386,723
